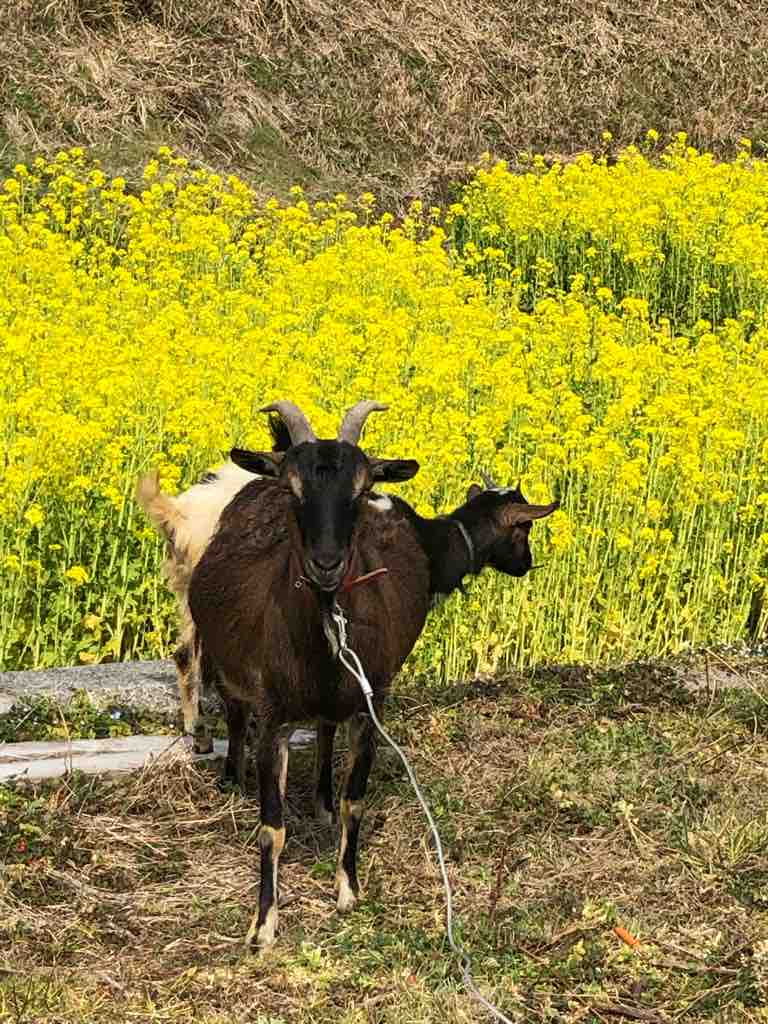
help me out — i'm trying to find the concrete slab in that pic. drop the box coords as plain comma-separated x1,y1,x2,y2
0,728,318,783
0,733,223,782
0,661,319,781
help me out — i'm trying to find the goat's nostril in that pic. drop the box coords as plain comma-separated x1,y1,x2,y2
311,556,343,573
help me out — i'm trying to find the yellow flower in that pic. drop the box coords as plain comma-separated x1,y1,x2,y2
65,566,90,586
3,142,768,677
23,504,45,527
639,556,660,579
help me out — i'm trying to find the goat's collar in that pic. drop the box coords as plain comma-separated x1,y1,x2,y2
294,566,388,594
440,516,476,577
340,566,388,593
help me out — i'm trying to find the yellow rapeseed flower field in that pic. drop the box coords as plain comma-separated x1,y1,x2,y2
1,144,767,678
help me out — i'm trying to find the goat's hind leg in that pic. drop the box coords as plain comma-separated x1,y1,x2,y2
174,639,199,736
314,720,337,825
246,717,287,950
174,623,214,755
221,692,251,790
192,646,217,755
336,711,377,913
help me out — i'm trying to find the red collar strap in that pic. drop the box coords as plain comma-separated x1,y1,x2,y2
340,566,388,593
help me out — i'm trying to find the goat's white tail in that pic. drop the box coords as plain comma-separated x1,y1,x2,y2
135,471,184,544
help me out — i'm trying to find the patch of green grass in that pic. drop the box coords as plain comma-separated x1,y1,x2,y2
5,81,44,119
0,975,91,1024
243,56,291,92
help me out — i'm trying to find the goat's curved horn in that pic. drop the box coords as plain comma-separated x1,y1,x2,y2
259,401,317,445
481,470,499,490
337,400,388,444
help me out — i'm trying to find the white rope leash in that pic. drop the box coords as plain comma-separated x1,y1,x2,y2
331,602,517,1024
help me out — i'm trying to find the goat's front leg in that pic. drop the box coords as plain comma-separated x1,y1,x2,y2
314,720,337,824
336,711,377,913
246,718,286,950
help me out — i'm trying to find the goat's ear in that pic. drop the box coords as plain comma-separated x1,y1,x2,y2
502,500,560,526
466,483,482,501
230,448,285,477
369,458,419,482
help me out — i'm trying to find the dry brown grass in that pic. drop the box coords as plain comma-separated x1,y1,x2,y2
3,1,768,201
1,663,767,1022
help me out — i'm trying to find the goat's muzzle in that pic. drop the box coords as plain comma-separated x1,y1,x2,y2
304,556,347,592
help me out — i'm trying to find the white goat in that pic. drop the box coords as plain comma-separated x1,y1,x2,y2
136,460,258,745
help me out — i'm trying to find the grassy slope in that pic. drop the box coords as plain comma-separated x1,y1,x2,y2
1,661,767,1023
4,1,768,202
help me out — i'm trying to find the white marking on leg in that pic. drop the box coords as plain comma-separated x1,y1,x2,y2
256,902,279,948
315,797,334,826
336,870,357,913
278,732,289,800
335,798,363,913
335,818,356,912
248,825,285,949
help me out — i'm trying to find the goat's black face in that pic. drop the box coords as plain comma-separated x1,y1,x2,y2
465,483,558,578
231,441,419,592
288,441,371,591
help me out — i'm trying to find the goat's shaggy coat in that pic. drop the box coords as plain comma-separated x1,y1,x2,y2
190,479,429,721
188,446,429,946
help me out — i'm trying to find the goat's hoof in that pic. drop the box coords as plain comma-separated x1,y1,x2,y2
245,909,278,951
335,877,358,914
191,721,214,755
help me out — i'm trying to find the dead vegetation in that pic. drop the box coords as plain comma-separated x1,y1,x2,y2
3,1,768,201
1,663,767,1022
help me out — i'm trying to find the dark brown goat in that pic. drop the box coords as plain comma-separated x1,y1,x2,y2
188,401,558,948
188,400,428,947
